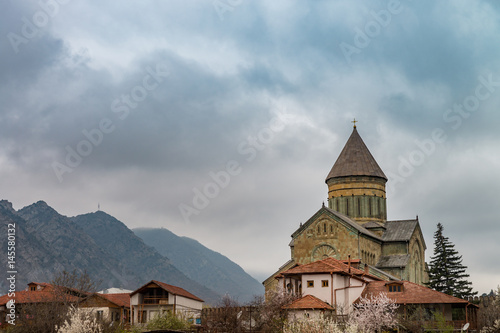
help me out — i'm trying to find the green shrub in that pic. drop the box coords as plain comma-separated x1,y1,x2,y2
425,311,454,333
145,310,191,330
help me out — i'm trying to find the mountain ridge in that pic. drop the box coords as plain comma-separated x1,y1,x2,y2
0,199,263,304
134,227,264,303
0,200,219,303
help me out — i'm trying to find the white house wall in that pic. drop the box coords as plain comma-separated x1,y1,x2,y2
332,276,366,314
130,293,142,306
301,273,333,304
130,293,141,324
169,294,203,316
79,307,118,322
130,293,203,324
278,273,369,314
288,309,324,322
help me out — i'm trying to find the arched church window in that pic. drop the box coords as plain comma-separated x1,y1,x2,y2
312,244,336,261
330,225,333,233
323,223,326,233
317,225,320,234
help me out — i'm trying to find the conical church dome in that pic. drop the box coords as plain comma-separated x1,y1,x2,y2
326,126,387,224
326,127,387,181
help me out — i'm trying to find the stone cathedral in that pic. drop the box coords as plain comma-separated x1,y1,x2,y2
264,124,428,292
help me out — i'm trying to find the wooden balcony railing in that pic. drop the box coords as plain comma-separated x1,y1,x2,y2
143,297,169,305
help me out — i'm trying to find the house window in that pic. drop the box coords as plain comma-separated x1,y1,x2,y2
388,284,403,292
307,280,314,288
30,286,36,291
322,280,329,287
96,310,103,321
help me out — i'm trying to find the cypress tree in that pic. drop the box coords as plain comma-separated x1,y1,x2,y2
427,223,476,299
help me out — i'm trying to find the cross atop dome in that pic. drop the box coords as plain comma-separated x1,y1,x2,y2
351,118,358,128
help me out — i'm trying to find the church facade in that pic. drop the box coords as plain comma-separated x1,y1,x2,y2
264,125,428,293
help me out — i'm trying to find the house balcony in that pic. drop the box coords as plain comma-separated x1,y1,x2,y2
142,297,169,305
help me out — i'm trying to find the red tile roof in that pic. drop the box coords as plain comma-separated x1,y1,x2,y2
0,282,93,306
99,293,130,308
280,257,381,281
26,282,90,298
130,280,204,302
27,282,54,291
0,290,79,306
283,295,334,310
359,281,478,307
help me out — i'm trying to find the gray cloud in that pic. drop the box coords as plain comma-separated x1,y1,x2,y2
1,0,499,293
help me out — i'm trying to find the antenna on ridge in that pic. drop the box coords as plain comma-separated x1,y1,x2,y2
98,203,100,211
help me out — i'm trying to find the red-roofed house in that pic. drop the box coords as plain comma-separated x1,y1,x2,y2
0,282,82,326
130,280,203,325
79,292,130,324
277,257,384,317
283,294,334,320
278,258,479,329
358,281,479,330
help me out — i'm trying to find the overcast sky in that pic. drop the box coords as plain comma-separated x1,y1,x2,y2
1,0,499,294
